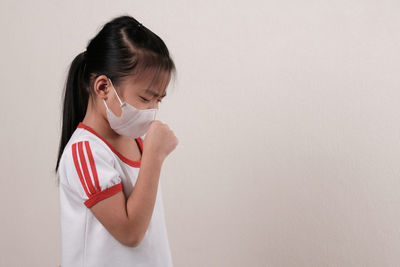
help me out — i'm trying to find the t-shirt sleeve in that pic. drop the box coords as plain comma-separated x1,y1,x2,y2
65,140,123,208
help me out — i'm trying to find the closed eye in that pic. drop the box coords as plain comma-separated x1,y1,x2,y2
140,96,150,102
141,96,163,103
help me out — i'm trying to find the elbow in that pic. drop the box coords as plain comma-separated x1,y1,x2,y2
128,230,147,247
125,236,141,248
124,240,137,248
127,233,145,248
121,231,138,247
120,218,147,247
125,236,138,247
123,229,144,248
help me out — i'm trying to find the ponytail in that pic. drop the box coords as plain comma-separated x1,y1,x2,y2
55,51,89,175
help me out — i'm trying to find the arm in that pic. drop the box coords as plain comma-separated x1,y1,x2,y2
90,151,163,247
125,151,163,245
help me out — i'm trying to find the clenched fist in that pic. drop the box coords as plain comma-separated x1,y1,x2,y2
143,120,179,162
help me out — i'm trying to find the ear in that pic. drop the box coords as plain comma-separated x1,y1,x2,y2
93,75,111,101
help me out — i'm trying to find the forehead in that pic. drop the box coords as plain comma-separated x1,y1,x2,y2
122,68,170,97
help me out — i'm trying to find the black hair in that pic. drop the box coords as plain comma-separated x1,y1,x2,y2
54,15,177,182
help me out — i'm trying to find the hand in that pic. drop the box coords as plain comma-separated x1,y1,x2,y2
143,120,179,162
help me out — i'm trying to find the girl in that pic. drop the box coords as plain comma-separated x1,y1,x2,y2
54,15,179,267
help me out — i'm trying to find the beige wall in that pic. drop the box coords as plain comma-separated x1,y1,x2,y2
1,0,399,266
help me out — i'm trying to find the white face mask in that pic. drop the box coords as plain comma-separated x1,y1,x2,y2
103,78,157,139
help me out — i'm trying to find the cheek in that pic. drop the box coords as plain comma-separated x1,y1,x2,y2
133,102,147,109
127,96,147,110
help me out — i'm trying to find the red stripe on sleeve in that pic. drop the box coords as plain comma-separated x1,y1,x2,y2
84,141,101,192
71,143,91,198
84,183,123,208
77,141,97,195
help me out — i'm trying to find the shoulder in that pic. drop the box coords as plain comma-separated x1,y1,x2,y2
65,128,114,160
64,138,114,169
59,132,116,182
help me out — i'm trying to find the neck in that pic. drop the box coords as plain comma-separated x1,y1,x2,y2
81,99,122,142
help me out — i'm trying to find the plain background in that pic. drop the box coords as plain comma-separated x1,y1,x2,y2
1,0,399,266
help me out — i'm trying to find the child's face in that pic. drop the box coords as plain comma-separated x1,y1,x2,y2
95,69,170,117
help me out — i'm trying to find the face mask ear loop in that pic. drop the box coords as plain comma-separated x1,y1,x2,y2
103,99,110,111
108,78,123,106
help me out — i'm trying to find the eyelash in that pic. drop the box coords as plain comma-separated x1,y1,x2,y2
141,97,162,103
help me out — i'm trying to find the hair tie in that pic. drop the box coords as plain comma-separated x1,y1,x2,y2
137,22,143,28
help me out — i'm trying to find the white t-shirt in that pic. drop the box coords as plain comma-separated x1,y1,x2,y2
58,122,173,267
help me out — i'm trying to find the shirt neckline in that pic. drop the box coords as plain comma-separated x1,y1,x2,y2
77,122,142,168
